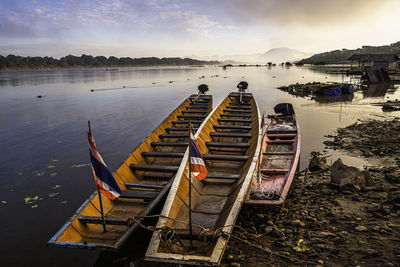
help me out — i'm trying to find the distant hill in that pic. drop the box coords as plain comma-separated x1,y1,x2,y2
195,47,312,64
298,41,400,64
261,47,313,63
0,54,220,70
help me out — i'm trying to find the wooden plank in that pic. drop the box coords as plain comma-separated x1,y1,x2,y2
119,190,159,199
263,151,294,155
217,118,251,123
159,134,188,138
78,216,132,226
177,115,206,119
203,154,249,161
210,132,252,138
213,125,252,130
205,173,241,179
223,109,252,113
166,127,197,132
125,183,164,190
130,164,179,172
141,152,185,158
206,142,250,148
220,114,251,118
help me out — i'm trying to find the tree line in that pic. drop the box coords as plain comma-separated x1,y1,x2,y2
0,54,220,69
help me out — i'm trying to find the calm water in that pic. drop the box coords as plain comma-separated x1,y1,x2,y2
0,66,399,266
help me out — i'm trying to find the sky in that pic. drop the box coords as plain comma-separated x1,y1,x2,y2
1,0,400,58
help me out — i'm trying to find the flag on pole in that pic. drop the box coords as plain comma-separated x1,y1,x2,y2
189,129,207,180
88,133,121,200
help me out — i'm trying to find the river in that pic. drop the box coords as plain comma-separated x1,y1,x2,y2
0,66,398,266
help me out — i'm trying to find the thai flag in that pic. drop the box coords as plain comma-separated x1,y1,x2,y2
88,133,121,200
189,129,207,180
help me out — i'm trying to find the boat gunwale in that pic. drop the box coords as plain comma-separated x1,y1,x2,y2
145,93,262,265
47,94,212,250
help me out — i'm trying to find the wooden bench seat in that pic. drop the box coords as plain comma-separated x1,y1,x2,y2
130,164,179,173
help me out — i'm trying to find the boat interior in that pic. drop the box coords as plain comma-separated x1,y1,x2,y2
154,92,260,257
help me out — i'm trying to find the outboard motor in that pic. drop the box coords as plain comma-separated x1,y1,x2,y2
237,81,248,92
198,84,209,95
237,81,248,103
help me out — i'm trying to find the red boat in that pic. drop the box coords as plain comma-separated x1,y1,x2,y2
246,103,300,205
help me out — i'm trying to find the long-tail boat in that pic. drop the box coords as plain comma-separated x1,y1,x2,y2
145,86,262,265
246,103,300,205
47,90,212,251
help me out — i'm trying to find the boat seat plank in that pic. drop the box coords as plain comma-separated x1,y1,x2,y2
217,118,251,123
151,142,189,147
143,173,173,180
166,128,197,132
213,125,252,130
220,114,251,118
226,105,251,110
78,216,132,226
206,142,250,148
186,106,208,110
125,183,164,190
267,133,297,138
141,152,184,158
172,120,202,125
267,140,295,144
210,132,252,138
182,111,207,114
130,164,179,173
203,154,249,161
223,109,252,113
260,168,290,173
263,151,294,155
177,115,206,119
119,190,159,199
205,173,241,179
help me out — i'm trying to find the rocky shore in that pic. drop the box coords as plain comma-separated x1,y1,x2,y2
222,119,400,267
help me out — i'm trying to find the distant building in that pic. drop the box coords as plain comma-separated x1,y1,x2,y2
348,54,400,82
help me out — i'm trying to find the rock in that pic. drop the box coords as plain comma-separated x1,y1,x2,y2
292,219,305,227
267,220,274,226
388,191,400,203
264,226,273,234
366,248,379,257
355,225,368,232
226,254,234,261
330,159,371,190
230,262,240,267
385,173,400,183
257,213,265,219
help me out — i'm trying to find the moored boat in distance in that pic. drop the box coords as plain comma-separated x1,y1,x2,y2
145,85,262,266
246,103,300,206
47,90,212,251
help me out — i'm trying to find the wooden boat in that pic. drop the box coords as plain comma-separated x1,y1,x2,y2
47,93,212,250
246,103,300,205
145,91,262,265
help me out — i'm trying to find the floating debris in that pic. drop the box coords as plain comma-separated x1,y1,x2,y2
57,140,62,144
47,165,55,169
50,173,57,177
1,201,6,204
50,159,58,162
60,200,68,204
33,171,45,176
18,172,23,175
71,163,89,168
25,196,39,204
48,192,59,198
31,205,38,208
51,185,62,190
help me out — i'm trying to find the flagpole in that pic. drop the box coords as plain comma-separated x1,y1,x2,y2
188,122,193,249
88,120,107,232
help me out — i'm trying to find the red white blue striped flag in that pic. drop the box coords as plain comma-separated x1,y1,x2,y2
189,129,207,180
88,133,121,200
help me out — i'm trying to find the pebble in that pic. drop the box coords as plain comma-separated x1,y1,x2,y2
355,226,368,232
230,263,240,267
292,219,305,227
271,227,285,238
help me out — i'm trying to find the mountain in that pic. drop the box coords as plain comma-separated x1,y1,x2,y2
298,41,400,64
195,48,312,64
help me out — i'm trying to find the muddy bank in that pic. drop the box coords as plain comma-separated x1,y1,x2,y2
324,118,400,164
222,119,400,267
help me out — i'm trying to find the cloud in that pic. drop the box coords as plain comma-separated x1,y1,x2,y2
210,0,393,27
0,17,38,38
